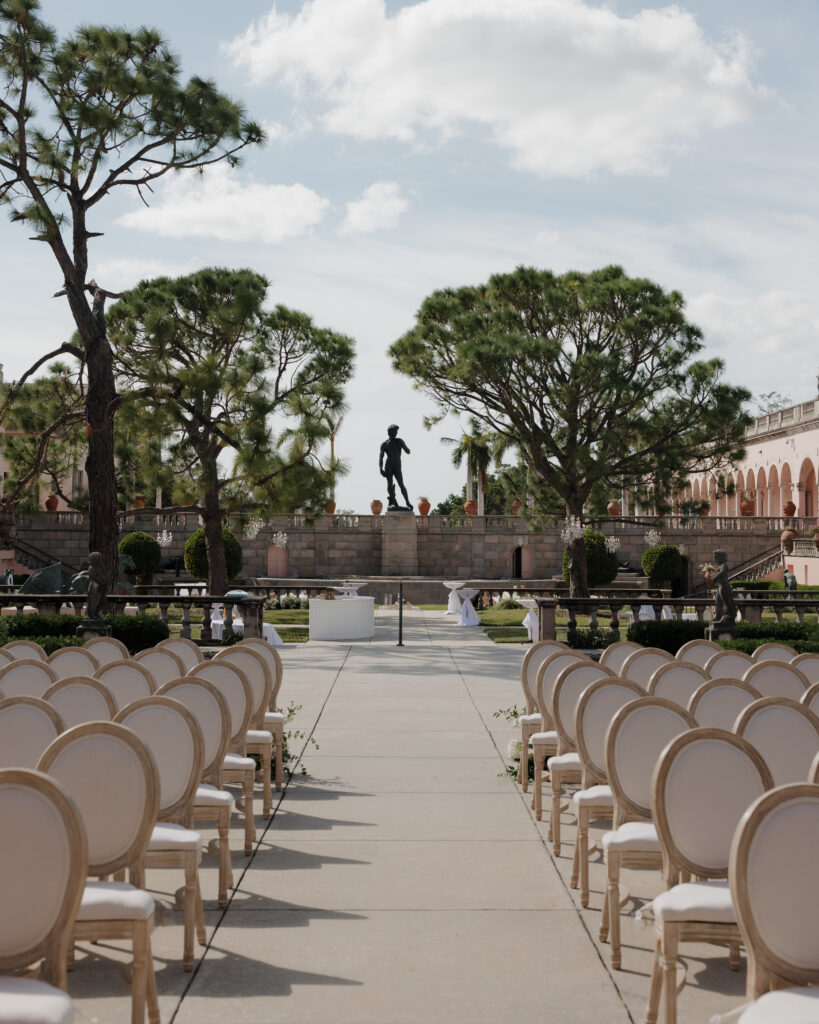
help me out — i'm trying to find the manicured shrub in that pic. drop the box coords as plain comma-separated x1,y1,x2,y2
628,617,819,655
627,619,706,654
105,614,169,653
118,531,161,582
641,544,682,583
566,626,619,649
0,612,168,653
2,613,79,638
498,598,523,610
561,529,618,587
184,526,243,581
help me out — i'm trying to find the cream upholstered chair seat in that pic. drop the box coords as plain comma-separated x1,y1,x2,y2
573,783,612,807
157,637,202,673
95,660,155,711
46,647,100,680
676,638,720,669
650,879,735,923
147,822,202,851
688,679,761,730
82,635,129,667
132,648,185,687
738,988,819,1023
0,975,74,1024
601,820,660,853
76,880,155,921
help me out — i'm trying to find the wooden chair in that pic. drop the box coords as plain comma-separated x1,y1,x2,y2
727,782,819,1021
599,640,642,674
601,697,696,970
239,638,286,792
95,659,156,711
0,768,87,1024
790,651,819,686
548,661,614,858
742,661,809,701
0,697,64,769
1,639,47,661
620,646,674,689
46,647,100,680
0,647,12,668
132,647,186,687
187,660,257,854
114,696,206,971
734,698,819,785
159,677,235,907
82,635,129,666
704,649,754,680
38,722,161,1024
571,676,642,907
44,677,117,729
750,641,797,663
801,680,819,717
214,646,275,815
515,639,568,790
675,638,721,669
529,650,588,821
157,636,203,673
647,662,709,707
645,729,773,1024
0,659,57,699
688,679,761,730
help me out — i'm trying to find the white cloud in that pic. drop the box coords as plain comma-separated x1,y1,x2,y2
117,165,329,243
340,181,409,235
688,290,819,361
226,0,768,178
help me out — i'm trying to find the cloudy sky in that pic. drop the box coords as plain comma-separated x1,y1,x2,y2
3,0,818,512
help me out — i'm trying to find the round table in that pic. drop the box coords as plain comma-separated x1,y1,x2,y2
456,589,480,627
443,581,466,615
331,582,366,599
518,598,538,641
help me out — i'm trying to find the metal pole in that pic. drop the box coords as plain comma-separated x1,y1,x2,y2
397,580,404,646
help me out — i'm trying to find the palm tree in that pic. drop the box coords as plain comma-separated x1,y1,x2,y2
441,419,494,515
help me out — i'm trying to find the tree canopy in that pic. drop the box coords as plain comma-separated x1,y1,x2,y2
390,265,751,594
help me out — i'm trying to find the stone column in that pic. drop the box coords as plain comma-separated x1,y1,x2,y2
381,512,419,576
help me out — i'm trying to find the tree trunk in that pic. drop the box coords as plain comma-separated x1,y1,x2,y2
568,536,589,598
467,462,473,504
202,485,228,596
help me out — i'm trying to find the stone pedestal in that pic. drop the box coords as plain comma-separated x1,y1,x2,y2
76,621,112,639
381,512,418,576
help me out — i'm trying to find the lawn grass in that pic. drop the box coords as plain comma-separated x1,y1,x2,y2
484,627,529,643
265,609,309,625
478,607,527,626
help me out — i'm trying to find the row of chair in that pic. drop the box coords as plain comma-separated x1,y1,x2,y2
512,638,819,1023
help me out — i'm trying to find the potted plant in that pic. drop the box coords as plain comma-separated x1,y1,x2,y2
700,562,715,585
324,500,336,515
783,500,797,518
463,498,478,516
697,499,710,517
44,493,59,512
370,499,383,515
606,499,621,516
417,496,431,516
781,525,798,554
739,492,755,516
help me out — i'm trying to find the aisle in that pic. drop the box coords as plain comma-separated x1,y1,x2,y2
173,610,631,1024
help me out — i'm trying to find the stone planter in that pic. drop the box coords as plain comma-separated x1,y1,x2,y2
463,499,478,516
781,528,797,554
44,494,58,512
324,501,336,515
417,498,431,516
370,500,383,516
606,500,621,516
783,501,797,518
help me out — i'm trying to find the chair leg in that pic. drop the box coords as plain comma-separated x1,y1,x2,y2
261,744,272,817
661,923,680,1024
599,854,610,942
551,767,563,855
646,937,663,1024
273,725,284,791
217,807,231,908
195,878,206,946
576,806,589,904
533,747,545,820
607,852,621,967
145,928,159,1024
729,941,742,971
183,853,197,971
243,770,255,855
520,722,533,791
132,921,150,1024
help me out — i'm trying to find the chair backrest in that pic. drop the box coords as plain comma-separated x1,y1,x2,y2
620,647,674,689
38,721,159,875
575,678,643,786
535,651,588,726
652,728,773,880
0,697,64,769
519,640,568,711
213,647,271,729
82,635,130,666
0,658,57,699
2,639,47,661
676,638,721,668
239,638,283,709
132,647,186,687
0,647,12,667
114,696,204,821
688,678,761,730
704,649,754,679
598,640,643,675
648,662,710,707
46,646,101,680
810,752,819,782
802,681,819,718
605,697,696,823
0,767,87,985
734,698,819,786
94,659,156,710
189,660,253,751
742,661,809,701
790,652,819,686
751,642,798,663
730,783,819,996
158,677,230,783
551,662,614,752
44,677,117,729
157,636,203,673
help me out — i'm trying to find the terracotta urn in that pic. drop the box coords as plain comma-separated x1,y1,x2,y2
324,501,336,515
512,500,522,516
370,500,383,516
417,498,431,516
740,500,755,517
606,500,621,517
44,494,59,512
703,570,713,586
132,495,146,509
781,527,797,554
783,500,797,518
463,499,478,516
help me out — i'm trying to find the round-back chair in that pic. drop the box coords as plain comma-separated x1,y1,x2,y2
647,662,709,707
519,639,568,712
599,640,642,675
620,647,674,689
188,660,253,753
0,659,57,699
675,638,721,669
1,639,47,661
0,647,14,667
46,647,100,681
132,648,186,688
94,659,156,711
801,681,819,718
213,646,272,730
82,635,129,667
535,650,589,726
704,649,754,680
552,662,614,754
750,642,798,663
575,678,644,789
0,697,63,769
158,678,230,785
688,678,761,730
44,677,117,729
157,637,203,673
238,638,283,708
790,652,819,686
742,661,809,701
734,698,819,786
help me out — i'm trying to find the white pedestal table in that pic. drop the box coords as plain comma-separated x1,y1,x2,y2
310,597,375,641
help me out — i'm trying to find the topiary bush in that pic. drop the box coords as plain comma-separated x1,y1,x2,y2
562,529,618,587
105,614,169,653
641,544,682,583
184,525,243,582
118,531,161,582
627,619,706,654
566,626,619,649
627,617,819,655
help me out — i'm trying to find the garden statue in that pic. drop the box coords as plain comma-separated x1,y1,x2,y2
76,552,111,638
711,549,737,631
19,562,63,594
379,424,412,511
784,568,797,598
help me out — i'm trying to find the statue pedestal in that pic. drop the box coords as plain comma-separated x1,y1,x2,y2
707,623,737,643
76,620,112,640
381,511,418,576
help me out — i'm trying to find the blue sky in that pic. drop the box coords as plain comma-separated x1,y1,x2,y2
3,1,818,513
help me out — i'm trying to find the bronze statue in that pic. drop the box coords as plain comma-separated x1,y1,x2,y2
711,549,736,626
85,551,107,621
379,424,412,511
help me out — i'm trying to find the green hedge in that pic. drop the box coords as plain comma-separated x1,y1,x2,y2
627,619,706,654
627,617,819,655
0,612,168,654
641,544,682,584
562,529,618,587
119,531,161,581
721,637,819,655
567,626,619,649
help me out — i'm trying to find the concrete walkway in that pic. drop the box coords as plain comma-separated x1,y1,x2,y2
69,610,746,1024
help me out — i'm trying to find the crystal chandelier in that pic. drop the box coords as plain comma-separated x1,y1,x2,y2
605,535,621,554
560,516,584,544
243,517,265,540
156,529,173,550
644,528,662,548
270,531,288,549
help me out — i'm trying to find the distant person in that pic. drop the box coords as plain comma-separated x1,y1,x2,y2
379,424,412,511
